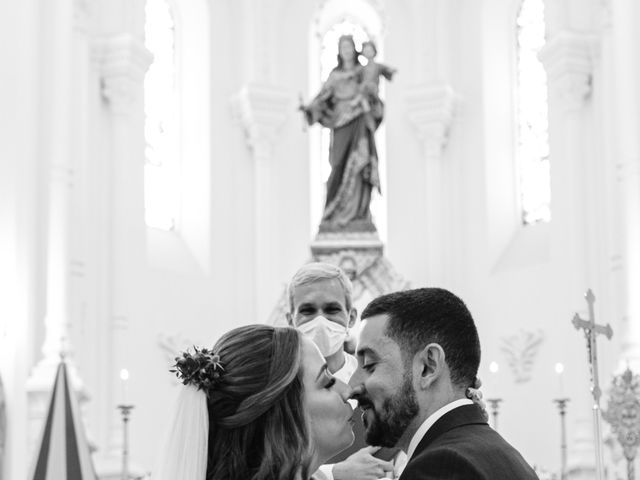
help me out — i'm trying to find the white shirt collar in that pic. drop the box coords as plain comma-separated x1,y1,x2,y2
333,352,357,384
406,398,473,461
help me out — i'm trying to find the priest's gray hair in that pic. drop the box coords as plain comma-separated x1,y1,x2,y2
287,262,354,312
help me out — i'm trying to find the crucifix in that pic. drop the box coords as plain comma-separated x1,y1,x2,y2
572,289,613,480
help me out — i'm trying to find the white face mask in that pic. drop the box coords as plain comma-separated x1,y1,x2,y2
297,316,348,357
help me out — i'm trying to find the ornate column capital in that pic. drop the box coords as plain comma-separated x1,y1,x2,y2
92,34,153,114
539,31,597,111
73,0,92,33
231,83,293,159
405,83,457,160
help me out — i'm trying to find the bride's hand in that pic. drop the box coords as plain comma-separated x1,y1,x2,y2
332,446,395,480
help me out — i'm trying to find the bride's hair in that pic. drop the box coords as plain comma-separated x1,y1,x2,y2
205,325,312,480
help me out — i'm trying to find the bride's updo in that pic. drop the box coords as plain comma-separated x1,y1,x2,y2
190,325,311,480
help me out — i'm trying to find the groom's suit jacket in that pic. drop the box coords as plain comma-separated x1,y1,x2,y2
400,404,539,480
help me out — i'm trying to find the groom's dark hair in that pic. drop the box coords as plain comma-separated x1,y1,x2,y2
361,287,481,388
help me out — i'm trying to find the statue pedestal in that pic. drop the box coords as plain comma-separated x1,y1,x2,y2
310,230,383,257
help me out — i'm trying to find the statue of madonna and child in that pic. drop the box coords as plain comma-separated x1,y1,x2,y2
300,35,397,235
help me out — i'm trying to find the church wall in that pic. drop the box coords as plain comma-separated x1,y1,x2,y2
121,1,256,470
432,0,627,474
384,1,432,288
0,0,44,477
109,0,314,470
122,0,612,472
4,0,639,477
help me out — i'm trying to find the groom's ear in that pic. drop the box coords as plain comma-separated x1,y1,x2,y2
414,343,446,390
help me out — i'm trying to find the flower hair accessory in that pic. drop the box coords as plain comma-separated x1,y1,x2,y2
170,346,225,392
466,376,489,422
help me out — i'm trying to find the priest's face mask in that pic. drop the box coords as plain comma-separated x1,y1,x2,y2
350,314,420,448
287,278,356,358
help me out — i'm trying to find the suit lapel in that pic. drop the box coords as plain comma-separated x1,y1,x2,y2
413,404,488,455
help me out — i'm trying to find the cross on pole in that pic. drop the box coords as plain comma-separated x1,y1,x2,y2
572,289,613,480
572,289,613,403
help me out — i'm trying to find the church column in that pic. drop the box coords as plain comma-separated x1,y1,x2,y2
539,29,599,479
231,0,297,322
26,0,94,456
91,28,152,476
232,83,292,321
406,84,457,284
605,0,640,371
0,0,43,475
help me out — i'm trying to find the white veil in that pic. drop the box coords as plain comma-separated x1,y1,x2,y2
152,385,209,480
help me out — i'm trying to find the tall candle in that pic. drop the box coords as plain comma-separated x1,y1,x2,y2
488,361,499,397
120,368,130,404
555,362,565,398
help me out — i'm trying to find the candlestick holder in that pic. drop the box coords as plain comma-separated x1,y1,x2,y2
117,404,134,480
486,398,503,431
553,398,570,480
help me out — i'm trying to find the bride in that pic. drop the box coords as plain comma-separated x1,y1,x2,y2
153,324,356,480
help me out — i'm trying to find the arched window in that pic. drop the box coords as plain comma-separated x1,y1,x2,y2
516,0,550,224
144,0,180,230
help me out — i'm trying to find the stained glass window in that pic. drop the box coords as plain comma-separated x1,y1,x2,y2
144,0,180,230
516,0,551,224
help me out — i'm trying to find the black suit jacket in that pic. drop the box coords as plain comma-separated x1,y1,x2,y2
400,404,539,480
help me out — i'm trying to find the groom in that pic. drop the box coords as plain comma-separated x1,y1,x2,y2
350,288,539,480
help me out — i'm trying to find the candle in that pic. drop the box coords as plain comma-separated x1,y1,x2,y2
488,361,499,396
555,362,565,398
120,368,130,404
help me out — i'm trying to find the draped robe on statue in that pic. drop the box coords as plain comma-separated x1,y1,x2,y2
304,67,381,232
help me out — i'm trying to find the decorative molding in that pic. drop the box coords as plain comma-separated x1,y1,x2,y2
73,0,92,33
92,34,153,114
50,164,75,189
538,31,597,111
596,0,613,31
616,158,640,183
69,259,86,278
231,83,292,159
112,314,130,330
499,329,545,383
610,254,623,273
405,83,457,159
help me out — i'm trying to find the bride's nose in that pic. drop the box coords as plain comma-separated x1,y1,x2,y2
335,379,353,402
349,384,364,399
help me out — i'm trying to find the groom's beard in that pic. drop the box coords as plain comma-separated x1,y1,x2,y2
361,374,419,447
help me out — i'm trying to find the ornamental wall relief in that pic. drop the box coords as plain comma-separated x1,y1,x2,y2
500,329,545,383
